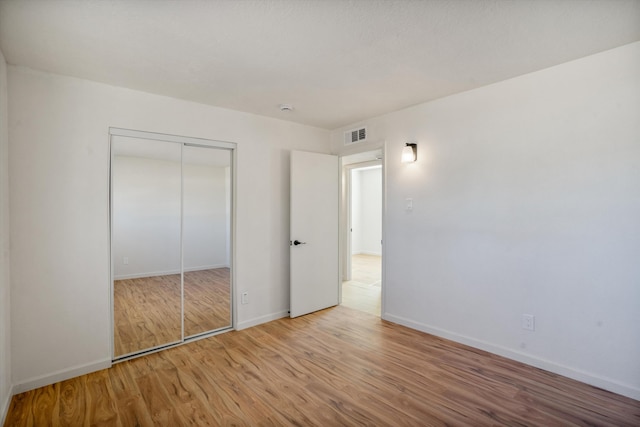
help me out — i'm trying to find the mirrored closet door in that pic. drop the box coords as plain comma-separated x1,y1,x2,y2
110,129,234,360
183,146,232,338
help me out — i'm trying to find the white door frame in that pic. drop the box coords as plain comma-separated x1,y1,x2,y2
338,146,387,318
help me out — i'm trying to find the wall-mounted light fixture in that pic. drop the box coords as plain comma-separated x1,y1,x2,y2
401,142,417,163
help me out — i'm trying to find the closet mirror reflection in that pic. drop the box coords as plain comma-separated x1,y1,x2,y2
111,132,233,359
183,145,232,338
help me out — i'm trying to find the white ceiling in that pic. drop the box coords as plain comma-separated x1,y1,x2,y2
1,0,639,130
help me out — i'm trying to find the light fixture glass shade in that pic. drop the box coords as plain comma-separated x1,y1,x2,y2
401,143,417,163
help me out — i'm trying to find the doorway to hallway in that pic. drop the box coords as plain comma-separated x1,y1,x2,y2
340,150,383,317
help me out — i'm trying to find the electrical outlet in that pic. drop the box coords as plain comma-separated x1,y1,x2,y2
123,256,129,265
241,292,249,305
522,314,535,331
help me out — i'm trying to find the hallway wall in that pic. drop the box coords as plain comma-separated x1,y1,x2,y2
351,167,382,256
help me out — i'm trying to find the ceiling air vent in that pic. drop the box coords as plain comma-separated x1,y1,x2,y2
344,126,367,145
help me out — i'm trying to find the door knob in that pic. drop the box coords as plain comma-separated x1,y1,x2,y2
293,240,307,246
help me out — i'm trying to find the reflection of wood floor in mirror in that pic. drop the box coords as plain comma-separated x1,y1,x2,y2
113,268,230,357
341,254,381,316
184,268,231,336
114,274,182,357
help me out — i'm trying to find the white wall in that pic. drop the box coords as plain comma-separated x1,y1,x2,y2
331,42,640,400
351,167,382,256
183,162,229,270
350,170,361,254
0,48,12,424
8,66,330,391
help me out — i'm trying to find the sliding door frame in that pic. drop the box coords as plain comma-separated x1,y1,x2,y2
109,127,237,362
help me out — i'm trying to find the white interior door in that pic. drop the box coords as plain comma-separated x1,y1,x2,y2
290,150,339,317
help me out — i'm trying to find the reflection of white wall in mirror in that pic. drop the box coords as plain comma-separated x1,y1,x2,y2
113,156,182,278
351,167,382,256
183,162,229,271
113,155,230,279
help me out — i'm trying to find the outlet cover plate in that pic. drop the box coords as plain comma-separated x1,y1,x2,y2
522,314,535,331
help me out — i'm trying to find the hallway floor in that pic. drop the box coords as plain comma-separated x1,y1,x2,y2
341,254,381,316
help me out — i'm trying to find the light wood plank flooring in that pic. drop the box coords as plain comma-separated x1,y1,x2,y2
114,268,230,357
342,254,381,316
6,306,639,426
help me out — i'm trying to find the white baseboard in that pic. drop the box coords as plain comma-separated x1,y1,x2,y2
114,269,180,280
1,384,13,427
236,310,289,331
383,313,640,401
12,358,112,395
184,264,229,272
114,265,229,280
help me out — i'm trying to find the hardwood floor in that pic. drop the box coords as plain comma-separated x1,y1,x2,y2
342,254,381,316
113,268,231,357
6,306,639,426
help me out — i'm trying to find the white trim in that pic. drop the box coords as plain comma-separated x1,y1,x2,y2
12,359,112,395
180,143,185,347
109,127,236,150
383,313,640,401
114,268,180,280
236,310,289,331
184,265,230,272
108,131,115,379
1,385,14,426
229,145,238,331
340,151,385,316
342,165,351,282
380,142,388,319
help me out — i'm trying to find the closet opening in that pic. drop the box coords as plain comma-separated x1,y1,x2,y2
109,128,236,361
